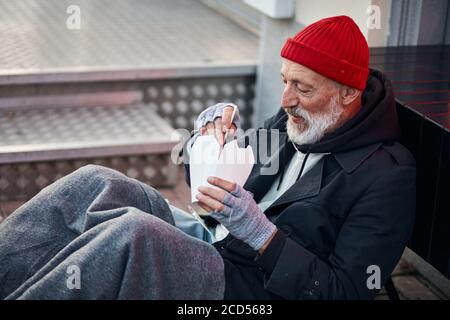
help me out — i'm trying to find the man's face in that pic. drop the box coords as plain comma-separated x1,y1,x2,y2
280,59,344,145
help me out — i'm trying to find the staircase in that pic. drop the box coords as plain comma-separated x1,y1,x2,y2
0,0,259,202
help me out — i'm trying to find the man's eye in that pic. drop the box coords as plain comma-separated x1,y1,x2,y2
297,87,310,94
294,83,310,93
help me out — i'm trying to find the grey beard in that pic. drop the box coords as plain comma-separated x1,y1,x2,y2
286,95,343,145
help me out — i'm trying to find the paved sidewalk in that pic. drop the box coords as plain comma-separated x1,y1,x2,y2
376,258,448,300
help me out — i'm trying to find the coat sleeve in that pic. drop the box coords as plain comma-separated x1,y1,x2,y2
258,166,416,299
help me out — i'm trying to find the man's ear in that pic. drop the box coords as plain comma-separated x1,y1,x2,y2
339,86,361,106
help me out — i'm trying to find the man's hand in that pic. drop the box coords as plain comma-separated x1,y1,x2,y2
196,103,239,147
196,176,277,251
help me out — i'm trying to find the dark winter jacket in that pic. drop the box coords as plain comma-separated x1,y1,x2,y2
183,69,416,299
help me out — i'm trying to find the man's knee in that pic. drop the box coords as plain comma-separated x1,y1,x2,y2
117,210,174,243
60,164,131,193
43,164,137,208
70,164,124,181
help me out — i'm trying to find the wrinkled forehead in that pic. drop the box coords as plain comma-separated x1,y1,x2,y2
281,58,332,87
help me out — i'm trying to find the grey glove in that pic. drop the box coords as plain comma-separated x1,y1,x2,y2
195,102,240,130
210,184,276,251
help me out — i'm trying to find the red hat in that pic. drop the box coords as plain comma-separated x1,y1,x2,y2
281,15,369,90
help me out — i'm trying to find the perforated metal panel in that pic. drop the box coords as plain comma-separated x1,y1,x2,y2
0,75,256,132
142,76,255,130
0,154,178,202
0,103,182,201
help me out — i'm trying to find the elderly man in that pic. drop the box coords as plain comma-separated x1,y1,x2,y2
0,16,415,300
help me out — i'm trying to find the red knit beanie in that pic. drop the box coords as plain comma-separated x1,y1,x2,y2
281,15,369,90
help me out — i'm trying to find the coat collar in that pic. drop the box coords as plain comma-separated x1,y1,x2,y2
243,127,383,214
243,132,292,202
261,143,382,215
332,142,383,173
264,156,325,215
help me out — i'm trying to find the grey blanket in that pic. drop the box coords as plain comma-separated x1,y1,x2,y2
0,165,225,299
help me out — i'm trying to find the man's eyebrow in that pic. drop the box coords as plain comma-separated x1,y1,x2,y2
281,73,314,88
296,80,313,88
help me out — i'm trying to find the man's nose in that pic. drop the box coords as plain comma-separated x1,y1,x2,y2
281,86,298,108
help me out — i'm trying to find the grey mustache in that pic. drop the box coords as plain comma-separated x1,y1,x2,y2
285,107,302,117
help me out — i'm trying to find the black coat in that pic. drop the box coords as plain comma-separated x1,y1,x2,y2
182,70,416,299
